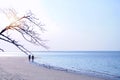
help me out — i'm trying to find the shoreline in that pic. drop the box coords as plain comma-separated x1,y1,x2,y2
0,56,114,80
33,60,119,80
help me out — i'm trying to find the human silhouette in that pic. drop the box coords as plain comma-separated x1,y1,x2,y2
31,55,34,62
28,55,31,61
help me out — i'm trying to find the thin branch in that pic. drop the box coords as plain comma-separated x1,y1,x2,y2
0,34,31,55
0,8,48,54
0,48,4,52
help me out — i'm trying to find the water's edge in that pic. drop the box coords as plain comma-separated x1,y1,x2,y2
32,61,120,80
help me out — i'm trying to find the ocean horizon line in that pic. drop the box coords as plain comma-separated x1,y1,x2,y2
1,50,120,53
33,51,120,53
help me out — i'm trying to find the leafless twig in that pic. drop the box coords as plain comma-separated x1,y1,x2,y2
0,8,48,55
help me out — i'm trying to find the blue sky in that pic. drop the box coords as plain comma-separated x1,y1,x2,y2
0,0,120,51
40,0,120,51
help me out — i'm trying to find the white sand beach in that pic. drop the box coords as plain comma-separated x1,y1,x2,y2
0,57,106,80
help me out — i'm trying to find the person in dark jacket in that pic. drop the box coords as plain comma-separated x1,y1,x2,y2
28,55,31,61
31,55,34,62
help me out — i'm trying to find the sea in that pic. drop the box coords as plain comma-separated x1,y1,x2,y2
33,51,120,80
0,51,120,80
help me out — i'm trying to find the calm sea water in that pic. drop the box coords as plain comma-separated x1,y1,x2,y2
1,51,119,80
33,51,120,80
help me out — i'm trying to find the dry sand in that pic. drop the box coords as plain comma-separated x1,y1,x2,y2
0,57,106,80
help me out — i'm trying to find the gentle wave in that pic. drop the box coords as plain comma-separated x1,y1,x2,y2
33,51,120,80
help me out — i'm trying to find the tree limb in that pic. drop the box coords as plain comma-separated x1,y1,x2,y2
0,8,48,55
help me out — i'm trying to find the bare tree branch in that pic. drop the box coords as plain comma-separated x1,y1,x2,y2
0,8,48,55
0,34,31,55
0,48,4,52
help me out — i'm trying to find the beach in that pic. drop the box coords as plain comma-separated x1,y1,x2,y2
0,57,106,80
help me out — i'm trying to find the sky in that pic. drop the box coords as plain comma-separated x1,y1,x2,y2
0,0,120,51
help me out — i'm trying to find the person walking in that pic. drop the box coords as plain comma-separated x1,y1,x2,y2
28,55,31,62
31,55,34,62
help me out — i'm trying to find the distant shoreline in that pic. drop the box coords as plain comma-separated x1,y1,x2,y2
33,51,120,53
